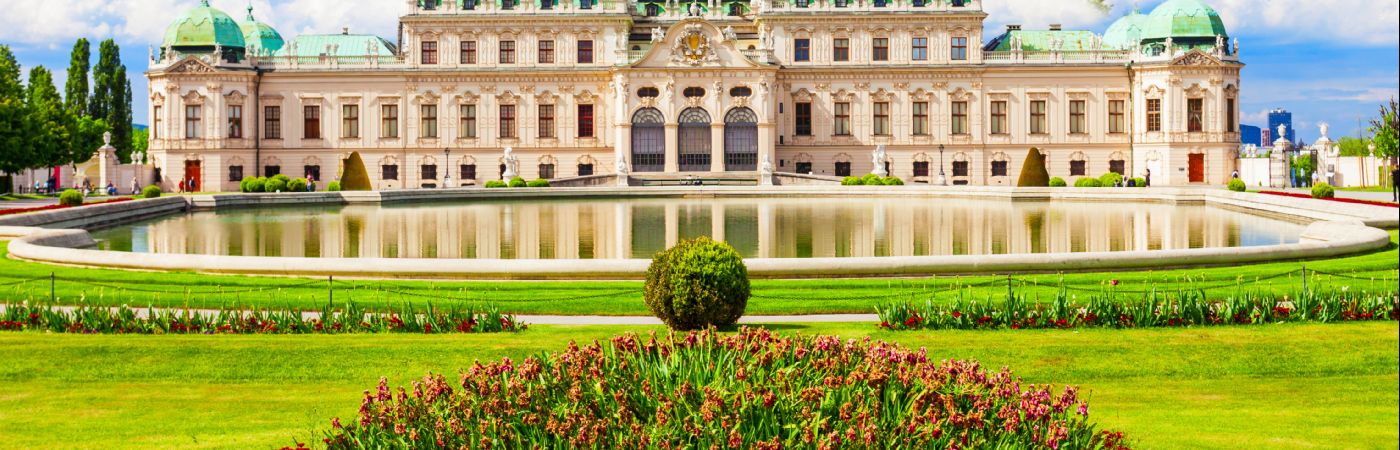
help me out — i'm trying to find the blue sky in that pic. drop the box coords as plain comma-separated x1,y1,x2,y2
1,0,1396,143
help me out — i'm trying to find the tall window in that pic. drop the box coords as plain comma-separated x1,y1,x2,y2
1187,98,1204,132
342,104,359,139
872,38,889,61
420,104,438,139
577,40,593,64
795,102,812,136
538,163,555,179
499,105,517,138
912,101,929,135
1226,98,1236,132
991,160,1008,177
540,0,554,8
911,37,928,61
303,105,320,140
227,105,242,138
460,164,477,180
1108,100,1125,134
381,104,399,138
913,161,929,177
460,41,477,64
1146,99,1162,132
228,165,243,182
382,164,398,181
460,104,477,139
421,41,438,65
950,101,968,135
872,102,890,136
1069,100,1087,134
833,38,849,62
577,104,594,138
263,106,280,140
577,163,594,176
421,164,437,181
794,39,810,62
950,37,968,61
834,102,851,136
953,160,969,177
989,100,1007,134
499,40,516,64
1029,100,1047,134
1070,158,1087,176
538,40,554,64
153,106,162,139
538,104,555,138
184,105,201,139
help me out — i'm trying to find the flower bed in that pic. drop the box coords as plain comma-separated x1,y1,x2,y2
1257,191,1398,208
0,196,135,217
0,302,525,334
876,288,1398,331
290,328,1129,449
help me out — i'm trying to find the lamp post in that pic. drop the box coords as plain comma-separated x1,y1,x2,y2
442,148,452,188
937,144,947,186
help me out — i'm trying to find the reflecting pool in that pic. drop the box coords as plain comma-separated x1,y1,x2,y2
90,197,1305,259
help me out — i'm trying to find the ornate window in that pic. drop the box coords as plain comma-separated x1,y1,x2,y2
153,106,162,140
912,101,929,136
421,41,438,65
538,40,555,64
794,39,810,62
1070,151,1087,176
911,37,928,61
1069,100,1087,134
420,104,438,139
499,105,517,138
1108,100,1125,134
1187,98,1204,132
872,102,891,136
499,40,516,64
1109,151,1126,175
184,105,201,139
460,41,477,64
303,105,321,140
577,40,593,64
834,102,851,136
1029,100,1047,135
381,104,399,139
1146,99,1162,132
637,87,660,98
227,105,243,138
989,100,1007,134
950,37,968,61
872,38,889,61
1226,98,1236,132
991,152,1009,177
950,101,968,135
342,104,359,139
538,104,555,138
833,38,849,62
263,106,281,140
577,104,594,138
683,87,706,98
729,86,752,97
460,163,477,180
421,164,438,181
952,153,969,177
794,102,812,136
460,104,477,139
228,165,243,182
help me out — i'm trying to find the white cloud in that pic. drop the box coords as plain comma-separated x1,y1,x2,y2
982,0,1109,32
1210,0,1399,46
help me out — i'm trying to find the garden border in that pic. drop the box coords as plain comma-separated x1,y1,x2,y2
1,186,1394,280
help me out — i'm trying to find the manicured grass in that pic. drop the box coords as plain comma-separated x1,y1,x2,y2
0,194,50,201
0,322,1394,449
1339,186,1395,193
1,231,1396,315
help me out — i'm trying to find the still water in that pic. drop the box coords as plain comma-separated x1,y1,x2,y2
91,197,1305,260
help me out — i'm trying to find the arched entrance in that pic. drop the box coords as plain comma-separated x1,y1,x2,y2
678,107,712,172
723,107,758,171
631,108,665,172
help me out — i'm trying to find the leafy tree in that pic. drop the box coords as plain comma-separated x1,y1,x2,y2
64,38,90,115
0,45,32,176
1016,148,1049,187
1337,136,1372,157
1369,97,1398,162
131,127,148,163
69,115,109,167
90,39,133,162
24,66,72,171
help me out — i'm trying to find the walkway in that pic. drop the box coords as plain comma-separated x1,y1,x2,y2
1277,187,1398,204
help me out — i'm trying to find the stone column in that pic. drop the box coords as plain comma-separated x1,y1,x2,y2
98,142,115,191
758,123,776,172
664,123,679,173
710,123,725,172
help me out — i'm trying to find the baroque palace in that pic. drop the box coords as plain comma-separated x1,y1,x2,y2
148,0,1242,190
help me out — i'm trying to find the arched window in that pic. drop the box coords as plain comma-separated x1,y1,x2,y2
631,108,665,172
683,87,706,98
723,107,758,171
1070,151,1088,176
645,3,661,16
637,87,660,98
678,108,712,172
729,86,752,97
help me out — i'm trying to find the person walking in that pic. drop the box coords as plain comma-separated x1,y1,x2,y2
1392,166,1399,202
130,176,139,195
1143,169,1151,187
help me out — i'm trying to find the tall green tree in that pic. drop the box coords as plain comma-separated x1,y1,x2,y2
64,38,91,115
131,126,149,163
0,45,32,177
1369,97,1398,162
90,39,133,163
25,66,72,172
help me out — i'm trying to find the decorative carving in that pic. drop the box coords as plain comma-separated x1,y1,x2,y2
166,58,217,73
871,88,893,102
224,90,246,104
1172,50,1222,66
669,22,720,67
497,91,519,105
791,89,814,102
181,90,205,104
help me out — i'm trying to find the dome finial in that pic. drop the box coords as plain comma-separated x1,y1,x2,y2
246,1,255,21
199,0,211,6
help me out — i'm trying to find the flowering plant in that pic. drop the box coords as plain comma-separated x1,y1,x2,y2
0,302,525,334
296,328,1129,449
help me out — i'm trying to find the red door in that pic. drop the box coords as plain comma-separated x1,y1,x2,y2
183,161,202,192
1188,154,1205,183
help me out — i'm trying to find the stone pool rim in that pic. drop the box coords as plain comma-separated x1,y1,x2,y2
1,186,1394,280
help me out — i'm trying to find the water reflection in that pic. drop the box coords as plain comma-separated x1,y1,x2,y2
91,198,1304,260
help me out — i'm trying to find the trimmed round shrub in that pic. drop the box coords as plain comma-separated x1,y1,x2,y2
882,176,904,186
1074,177,1103,188
840,176,861,186
1099,172,1124,187
861,173,883,186
1311,182,1335,199
58,189,84,207
309,329,1128,449
264,177,287,193
1016,148,1049,187
1049,177,1067,187
644,237,750,331
1131,177,1147,187
527,179,551,188
1227,178,1247,192
508,176,528,188
141,185,162,198
484,180,508,188
270,173,291,184
238,177,251,193
287,178,309,192
340,152,373,191
326,181,342,192
244,177,266,193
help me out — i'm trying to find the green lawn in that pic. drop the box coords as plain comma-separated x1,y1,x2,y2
0,322,1394,449
1339,186,1395,193
0,194,50,201
1,231,1396,315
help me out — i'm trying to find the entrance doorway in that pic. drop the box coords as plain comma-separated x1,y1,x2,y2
1188,153,1205,183
183,160,202,192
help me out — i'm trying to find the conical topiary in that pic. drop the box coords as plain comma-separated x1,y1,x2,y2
1016,148,1050,187
341,151,372,191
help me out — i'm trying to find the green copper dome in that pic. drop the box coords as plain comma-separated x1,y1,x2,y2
162,0,247,50
1102,9,1147,49
239,5,285,55
1142,0,1229,42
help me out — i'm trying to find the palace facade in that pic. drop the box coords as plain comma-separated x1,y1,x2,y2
147,0,1243,191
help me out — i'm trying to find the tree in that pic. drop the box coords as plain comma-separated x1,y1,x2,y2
90,39,132,162
1337,136,1372,157
25,66,72,172
69,115,109,168
64,38,90,115
1369,97,1398,162
0,45,32,176
1016,148,1050,187
131,127,148,163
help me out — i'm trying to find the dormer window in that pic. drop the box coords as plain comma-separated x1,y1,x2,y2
873,0,887,7
422,0,441,10
501,0,516,10
579,0,593,9
728,3,743,15
540,0,554,9
912,0,925,6
795,0,808,6
463,0,476,10
834,0,847,7
645,3,661,16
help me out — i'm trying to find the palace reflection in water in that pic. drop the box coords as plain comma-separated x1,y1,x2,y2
92,198,1305,260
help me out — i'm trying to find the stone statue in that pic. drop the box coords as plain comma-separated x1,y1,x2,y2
723,25,737,41
1163,37,1173,55
651,27,665,43
1215,34,1225,52
688,2,701,16
213,43,223,62
1319,123,1330,139
501,146,519,179
760,154,774,175
1277,124,1288,142
148,46,155,62
616,155,630,175
871,145,888,177
1232,38,1239,55
102,131,112,147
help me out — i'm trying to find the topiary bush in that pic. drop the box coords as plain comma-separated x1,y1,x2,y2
271,173,291,184
508,176,528,188
1074,177,1103,188
644,237,750,331
287,178,309,192
1049,177,1067,187
484,180,508,188
1227,178,1247,192
340,152,372,191
58,189,84,207
840,176,861,186
527,179,551,188
1130,177,1147,187
244,177,266,193
1311,182,1335,199
1099,172,1124,187
142,185,162,198
326,181,342,192
264,177,287,193
882,176,904,186
1016,148,1049,187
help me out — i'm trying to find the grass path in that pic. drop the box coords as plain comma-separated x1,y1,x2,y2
1,231,1396,315
0,322,1394,449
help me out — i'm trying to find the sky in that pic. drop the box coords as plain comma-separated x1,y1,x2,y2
0,0,1396,143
